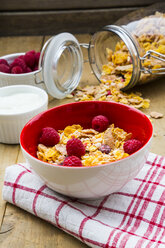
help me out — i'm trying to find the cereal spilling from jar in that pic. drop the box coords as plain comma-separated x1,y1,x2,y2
74,12,165,109
74,84,150,109
37,115,143,167
74,47,150,109
101,12,165,88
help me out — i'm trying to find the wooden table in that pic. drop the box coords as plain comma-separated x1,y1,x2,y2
0,34,165,248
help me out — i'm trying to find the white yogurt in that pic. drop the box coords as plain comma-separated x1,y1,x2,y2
0,92,43,114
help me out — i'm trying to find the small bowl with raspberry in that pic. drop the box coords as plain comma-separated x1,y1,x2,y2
20,101,153,199
0,51,40,88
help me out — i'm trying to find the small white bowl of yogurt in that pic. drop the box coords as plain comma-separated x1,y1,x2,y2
0,85,48,144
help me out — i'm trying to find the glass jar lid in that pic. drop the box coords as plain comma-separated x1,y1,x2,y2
39,33,83,99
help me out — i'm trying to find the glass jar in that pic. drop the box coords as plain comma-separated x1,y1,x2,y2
35,4,165,98
89,3,165,91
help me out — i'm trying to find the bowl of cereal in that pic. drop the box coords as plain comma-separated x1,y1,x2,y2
20,101,153,199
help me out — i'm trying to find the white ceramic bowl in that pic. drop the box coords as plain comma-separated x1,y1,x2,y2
0,85,48,144
20,101,153,199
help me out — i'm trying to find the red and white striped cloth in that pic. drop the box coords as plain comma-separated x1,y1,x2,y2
3,153,165,248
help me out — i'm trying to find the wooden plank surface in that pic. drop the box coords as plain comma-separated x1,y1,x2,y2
0,8,137,36
0,145,19,226
1,1,164,36
0,34,165,248
0,0,161,11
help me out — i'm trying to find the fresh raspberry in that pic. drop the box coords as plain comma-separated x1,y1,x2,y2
33,66,38,71
107,90,111,96
10,58,27,72
35,52,40,65
18,55,25,60
63,156,82,167
0,59,9,66
123,139,143,155
24,51,36,68
28,50,36,55
0,64,10,73
26,67,32,73
66,138,86,157
92,115,109,132
39,127,60,147
99,144,111,154
11,66,23,74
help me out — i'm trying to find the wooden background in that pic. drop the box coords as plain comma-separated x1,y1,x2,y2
0,0,164,36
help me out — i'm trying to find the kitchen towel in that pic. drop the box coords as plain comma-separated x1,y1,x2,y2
3,153,165,248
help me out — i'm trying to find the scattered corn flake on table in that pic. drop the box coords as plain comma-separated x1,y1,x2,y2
0,34,165,248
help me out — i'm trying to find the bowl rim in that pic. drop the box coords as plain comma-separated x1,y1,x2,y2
20,100,153,169
0,52,40,76
0,85,48,117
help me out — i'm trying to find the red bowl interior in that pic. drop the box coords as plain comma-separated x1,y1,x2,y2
20,101,153,158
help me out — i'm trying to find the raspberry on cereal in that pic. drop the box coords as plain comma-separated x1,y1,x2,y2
92,115,109,132
0,64,10,73
11,66,23,74
0,59,9,66
66,138,86,158
63,156,82,167
123,139,142,155
39,127,60,147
